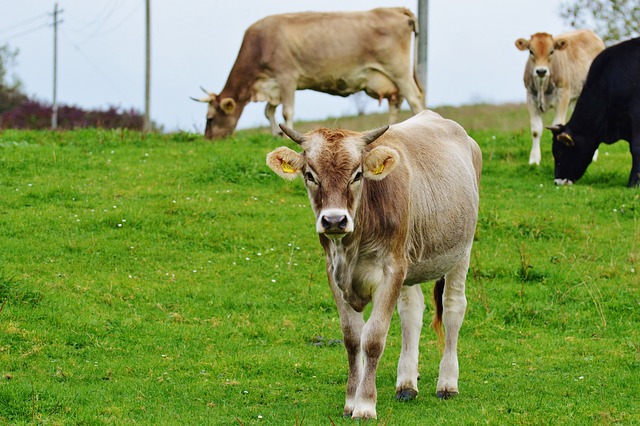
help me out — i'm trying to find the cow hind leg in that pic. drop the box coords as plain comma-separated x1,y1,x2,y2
436,254,469,399
388,96,402,125
628,120,640,187
395,284,425,401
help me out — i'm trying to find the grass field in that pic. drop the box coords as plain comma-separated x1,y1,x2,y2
1,104,639,425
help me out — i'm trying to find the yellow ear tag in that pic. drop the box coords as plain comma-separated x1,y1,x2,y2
281,161,296,173
371,163,385,175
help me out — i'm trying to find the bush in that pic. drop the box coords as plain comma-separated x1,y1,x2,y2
0,99,145,130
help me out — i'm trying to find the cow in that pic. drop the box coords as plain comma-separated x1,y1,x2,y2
515,30,605,165
266,110,481,419
548,37,640,188
193,7,425,140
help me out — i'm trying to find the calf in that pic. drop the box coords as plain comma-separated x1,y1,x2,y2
266,110,481,419
515,30,604,165
548,37,640,187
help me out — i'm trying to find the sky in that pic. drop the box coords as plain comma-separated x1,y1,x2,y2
1,0,570,134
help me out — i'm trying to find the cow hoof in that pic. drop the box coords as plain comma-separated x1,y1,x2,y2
436,390,458,400
396,388,418,401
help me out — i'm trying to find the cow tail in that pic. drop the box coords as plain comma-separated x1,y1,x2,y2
431,276,445,350
410,13,424,99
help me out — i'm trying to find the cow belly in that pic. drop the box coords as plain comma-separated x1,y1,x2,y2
404,249,469,285
299,68,397,99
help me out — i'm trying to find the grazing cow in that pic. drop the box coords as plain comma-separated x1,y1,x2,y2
193,7,425,140
515,30,604,165
548,37,640,187
266,110,481,419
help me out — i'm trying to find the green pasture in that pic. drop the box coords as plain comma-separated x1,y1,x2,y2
0,105,638,424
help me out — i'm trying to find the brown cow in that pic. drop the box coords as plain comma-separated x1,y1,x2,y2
515,30,604,165
266,110,481,419
193,8,425,139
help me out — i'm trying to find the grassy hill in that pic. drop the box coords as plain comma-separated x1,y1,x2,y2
0,104,638,424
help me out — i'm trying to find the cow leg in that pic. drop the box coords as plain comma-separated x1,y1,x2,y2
527,95,543,165
326,271,365,417
279,82,296,129
398,81,425,115
264,103,281,136
388,96,403,124
628,119,640,187
395,284,425,401
436,252,469,399
351,267,405,419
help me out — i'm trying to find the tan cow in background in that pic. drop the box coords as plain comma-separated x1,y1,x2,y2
266,111,481,419
515,30,604,165
193,8,425,139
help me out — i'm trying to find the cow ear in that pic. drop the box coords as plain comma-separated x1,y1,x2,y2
515,38,530,51
363,147,399,181
554,38,569,50
558,132,575,147
266,146,304,180
220,98,236,114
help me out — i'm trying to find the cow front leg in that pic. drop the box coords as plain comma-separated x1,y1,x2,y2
264,103,281,136
326,271,364,417
395,284,425,401
436,253,469,399
527,96,543,165
279,81,296,130
351,268,404,419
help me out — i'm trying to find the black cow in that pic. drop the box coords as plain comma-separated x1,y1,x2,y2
548,37,640,187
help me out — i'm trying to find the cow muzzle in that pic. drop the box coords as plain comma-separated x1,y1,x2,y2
554,178,573,186
317,209,353,238
534,66,549,79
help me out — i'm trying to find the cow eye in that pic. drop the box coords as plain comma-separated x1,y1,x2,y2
352,171,363,184
305,171,317,184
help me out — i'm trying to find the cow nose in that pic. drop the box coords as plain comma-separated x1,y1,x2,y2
321,214,348,232
536,68,547,77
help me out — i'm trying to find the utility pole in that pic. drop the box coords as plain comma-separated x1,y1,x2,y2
51,2,63,129
417,0,428,107
143,0,151,132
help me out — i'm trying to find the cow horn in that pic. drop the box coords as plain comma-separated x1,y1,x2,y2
190,96,211,103
361,125,389,145
200,86,213,96
279,124,306,145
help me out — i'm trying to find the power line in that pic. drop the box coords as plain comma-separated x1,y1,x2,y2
79,0,143,43
67,1,118,33
2,23,49,41
0,13,48,34
59,29,133,105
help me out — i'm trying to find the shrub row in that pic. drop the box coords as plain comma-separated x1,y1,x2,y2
0,99,144,130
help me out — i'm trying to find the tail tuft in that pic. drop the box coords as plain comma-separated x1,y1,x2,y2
431,277,445,350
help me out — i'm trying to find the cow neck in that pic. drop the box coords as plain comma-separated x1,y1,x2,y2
220,45,262,105
567,87,607,148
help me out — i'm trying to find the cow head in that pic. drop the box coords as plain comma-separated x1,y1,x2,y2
191,87,241,139
547,124,593,185
266,124,394,239
516,33,569,83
